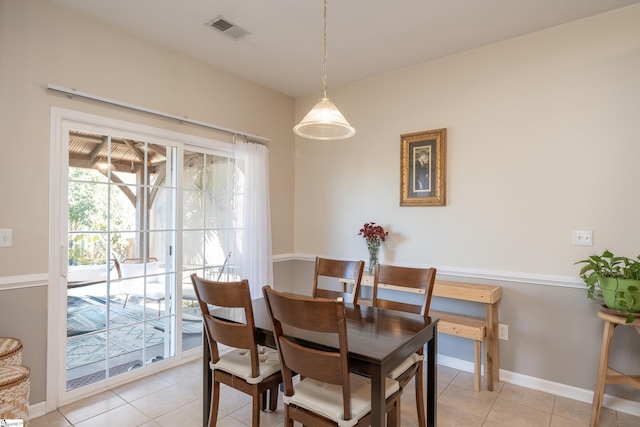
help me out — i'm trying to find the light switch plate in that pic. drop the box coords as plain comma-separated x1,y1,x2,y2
0,229,12,247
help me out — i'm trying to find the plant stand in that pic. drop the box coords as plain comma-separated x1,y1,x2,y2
590,306,640,427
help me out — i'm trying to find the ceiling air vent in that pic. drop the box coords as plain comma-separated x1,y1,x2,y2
206,16,250,41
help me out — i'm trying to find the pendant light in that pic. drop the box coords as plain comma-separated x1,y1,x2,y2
293,0,356,140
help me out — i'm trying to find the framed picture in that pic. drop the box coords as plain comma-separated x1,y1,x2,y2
400,128,446,206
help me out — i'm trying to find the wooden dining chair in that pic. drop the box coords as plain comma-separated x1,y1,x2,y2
262,285,401,427
372,264,437,427
313,257,365,304
190,274,282,427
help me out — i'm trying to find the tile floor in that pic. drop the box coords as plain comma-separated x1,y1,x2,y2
30,359,640,427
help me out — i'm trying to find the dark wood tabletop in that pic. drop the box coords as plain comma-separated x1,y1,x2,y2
204,297,439,427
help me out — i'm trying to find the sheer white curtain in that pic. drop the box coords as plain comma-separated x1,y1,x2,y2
235,139,273,298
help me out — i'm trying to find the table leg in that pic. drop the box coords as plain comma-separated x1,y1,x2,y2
203,338,211,427
426,324,437,427
486,303,499,391
371,365,385,427
590,320,616,427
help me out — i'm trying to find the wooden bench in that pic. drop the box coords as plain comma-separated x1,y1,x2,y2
352,274,502,391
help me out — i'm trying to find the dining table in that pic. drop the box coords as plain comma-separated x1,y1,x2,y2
203,296,439,427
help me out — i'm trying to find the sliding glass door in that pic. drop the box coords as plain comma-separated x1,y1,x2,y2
66,130,178,390
51,108,262,407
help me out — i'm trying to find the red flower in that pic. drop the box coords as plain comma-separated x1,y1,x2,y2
358,222,388,246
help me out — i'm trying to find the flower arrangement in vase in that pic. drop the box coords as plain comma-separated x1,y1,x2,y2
358,222,389,274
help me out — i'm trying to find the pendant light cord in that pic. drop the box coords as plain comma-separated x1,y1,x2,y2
322,0,328,99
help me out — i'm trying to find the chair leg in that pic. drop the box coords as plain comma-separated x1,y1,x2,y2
387,392,401,427
210,380,221,427
252,392,261,427
285,405,295,427
415,364,426,427
269,385,278,411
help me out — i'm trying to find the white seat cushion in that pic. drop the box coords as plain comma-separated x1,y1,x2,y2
283,373,400,427
210,347,281,384
388,352,424,380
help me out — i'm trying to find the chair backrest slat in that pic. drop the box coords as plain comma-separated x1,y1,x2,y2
373,264,437,319
313,257,365,304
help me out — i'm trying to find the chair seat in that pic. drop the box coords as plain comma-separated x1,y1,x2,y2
389,352,424,380
283,373,400,427
210,348,281,384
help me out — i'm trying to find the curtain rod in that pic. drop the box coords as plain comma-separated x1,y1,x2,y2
47,83,270,145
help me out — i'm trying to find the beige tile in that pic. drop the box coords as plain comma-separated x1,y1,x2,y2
437,384,497,419
74,403,151,427
155,360,200,384
215,414,253,427
485,398,552,427
550,414,588,426
58,391,127,425
129,376,200,419
451,370,504,395
42,360,640,427
497,382,555,413
552,396,620,426
214,384,253,416
437,364,460,386
482,420,511,427
436,401,485,427
398,391,421,427
29,410,72,427
228,402,285,427
600,407,620,427
553,396,591,424
618,411,640,427
155,398,203,427
111,372,173,402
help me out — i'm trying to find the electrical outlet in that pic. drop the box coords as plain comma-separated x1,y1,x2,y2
498,324,508,340
572,230,593,246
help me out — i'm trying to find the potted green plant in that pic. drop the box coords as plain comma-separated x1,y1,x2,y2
576,250,640,323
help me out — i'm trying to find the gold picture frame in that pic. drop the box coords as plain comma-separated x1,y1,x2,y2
400,128,447,206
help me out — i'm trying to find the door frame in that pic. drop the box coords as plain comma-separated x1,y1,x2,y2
48,107,232,408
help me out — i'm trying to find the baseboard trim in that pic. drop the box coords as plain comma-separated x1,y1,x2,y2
27,401,47,420
438,354,640,417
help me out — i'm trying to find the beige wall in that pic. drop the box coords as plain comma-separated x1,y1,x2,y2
0,0,295,404
294,4,640,405
295,6,640,272
0,0,296,277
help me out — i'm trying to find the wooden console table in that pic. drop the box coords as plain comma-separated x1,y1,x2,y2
349,274,502,391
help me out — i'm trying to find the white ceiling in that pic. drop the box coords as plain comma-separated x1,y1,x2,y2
51,0,640,98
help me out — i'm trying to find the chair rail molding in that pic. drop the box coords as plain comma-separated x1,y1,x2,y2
293,253,583,289
0,274,48,291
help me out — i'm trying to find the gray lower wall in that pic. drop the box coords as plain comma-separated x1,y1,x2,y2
2,257,639,408
282,258,640,403
0,285,48,404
